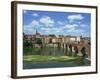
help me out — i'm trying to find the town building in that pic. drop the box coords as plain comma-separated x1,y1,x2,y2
23,30,82,44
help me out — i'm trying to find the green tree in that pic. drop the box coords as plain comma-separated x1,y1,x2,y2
36,38,42,45
23,39,32,47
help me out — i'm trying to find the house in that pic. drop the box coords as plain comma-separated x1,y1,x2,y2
23,30,82,44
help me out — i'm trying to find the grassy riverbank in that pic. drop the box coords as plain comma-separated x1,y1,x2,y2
23,55,81,62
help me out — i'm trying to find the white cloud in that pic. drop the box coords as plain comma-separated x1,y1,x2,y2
23,20,40,34
24,20,40,29
60,23,86,35
41,28,52,34
57,21,64,25
67,27,75,32
26,28,34,32
32,13,39,17
40,16,55,27
55,30,60,33
80,24,87,27
68,14,84,23
77,21,81,24
41,27,61,34
45,30,51,33
24,26,36,34
41,28,51,31
23,10,27,14
66,29,85,36
65,24,78,29
69,29,85,34
61,24,79,32
31,20,39,27
61,24,78,31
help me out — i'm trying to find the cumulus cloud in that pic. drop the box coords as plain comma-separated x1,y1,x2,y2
41,28,51,31
61,24,78,31
61,24,85,33
67,27,75,32
40,27,62,34
68,14,84,23
66,26,76,32
32,13,39,17
24,26,36,34
23,20,40,34
39,16,55,27
80,24,88,27
23,10,27,14
67,28,85,36
57,21,64,25
23,13,88,36
65,24,78,28
31,20,39,26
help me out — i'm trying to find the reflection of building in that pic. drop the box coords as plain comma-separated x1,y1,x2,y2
24,30,82,44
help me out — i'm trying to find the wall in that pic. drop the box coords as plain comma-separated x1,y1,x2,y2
0,0,100,80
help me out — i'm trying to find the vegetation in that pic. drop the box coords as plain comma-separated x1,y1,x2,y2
36,38,42,45
23,39,33,47
23,55,81,62
23,42,82,63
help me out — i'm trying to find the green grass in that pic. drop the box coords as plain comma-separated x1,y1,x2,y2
23,46,82,63
23,55,81,62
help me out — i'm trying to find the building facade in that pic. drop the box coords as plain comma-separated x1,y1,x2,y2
24,30,82,44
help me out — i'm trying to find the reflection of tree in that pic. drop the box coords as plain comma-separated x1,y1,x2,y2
69,44,72,56
57,42,61,49
74,46,78,56
81,47,86,57
65,44,68,56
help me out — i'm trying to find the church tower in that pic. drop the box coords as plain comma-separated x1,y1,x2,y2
35,29,40,36
36,29,37,35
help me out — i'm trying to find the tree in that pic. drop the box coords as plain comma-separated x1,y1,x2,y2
49,34,56,37
36,38,42,45
23,39,32,47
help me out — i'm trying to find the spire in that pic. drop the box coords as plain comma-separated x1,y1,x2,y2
36,29,40,35
36,29,38,35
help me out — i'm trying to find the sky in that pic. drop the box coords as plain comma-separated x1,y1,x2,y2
23,10,91,37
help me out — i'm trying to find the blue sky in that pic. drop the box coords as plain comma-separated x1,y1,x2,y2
23,10,91,37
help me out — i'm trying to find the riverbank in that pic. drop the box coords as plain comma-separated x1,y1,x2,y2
23,55,90,69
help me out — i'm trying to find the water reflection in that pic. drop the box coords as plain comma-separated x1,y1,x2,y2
23,43,91,69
